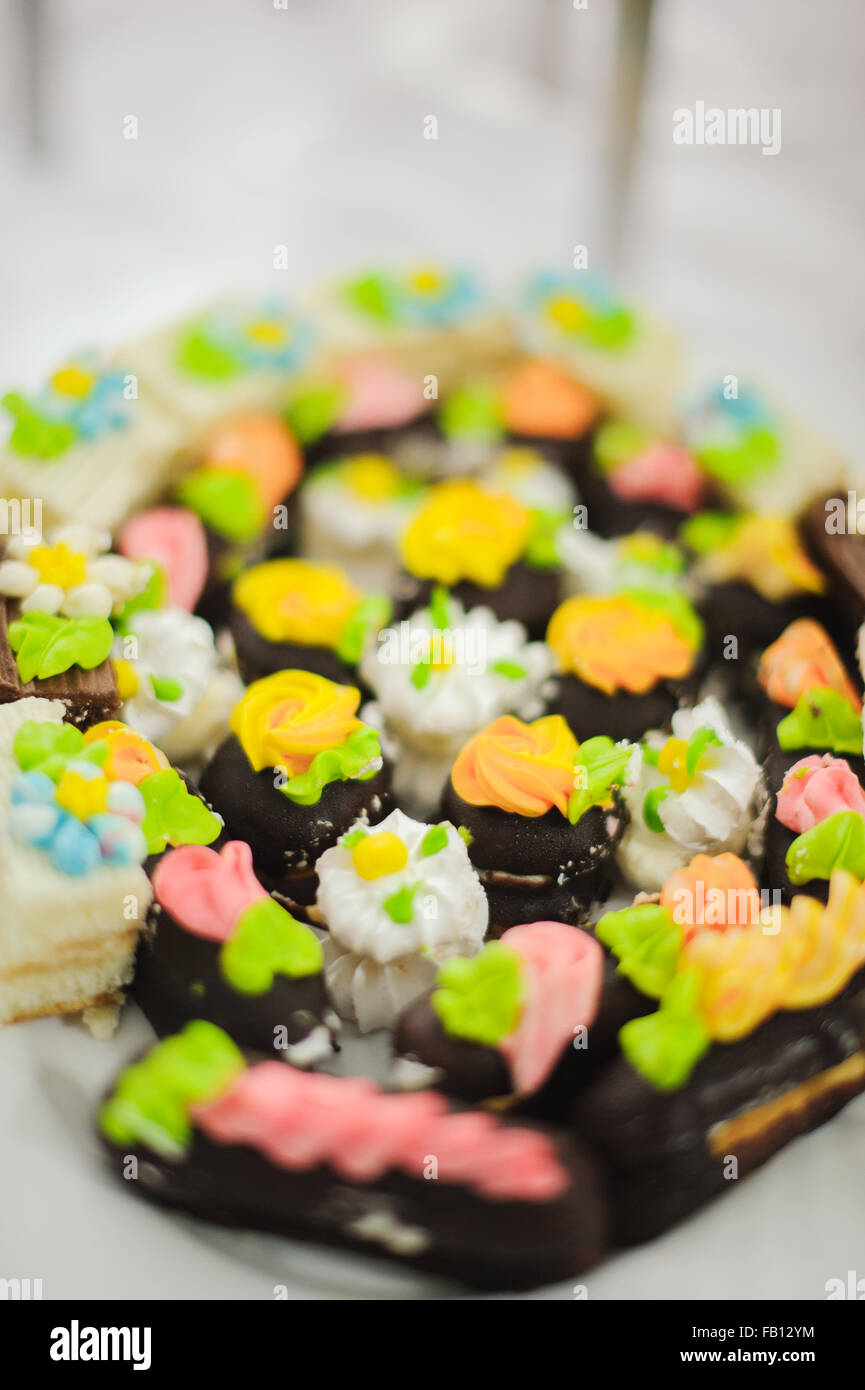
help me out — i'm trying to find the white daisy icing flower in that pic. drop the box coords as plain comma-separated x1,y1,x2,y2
360,591,554,816
114,607,243,764
299,453,427,588
0,523,148,620
316,808,488,1032
558,524,688,598
617,696,761,890
480,446,576,514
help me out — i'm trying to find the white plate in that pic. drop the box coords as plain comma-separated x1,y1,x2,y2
3,997,865,1301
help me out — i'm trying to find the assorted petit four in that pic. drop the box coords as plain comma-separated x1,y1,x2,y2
2,269,862,1293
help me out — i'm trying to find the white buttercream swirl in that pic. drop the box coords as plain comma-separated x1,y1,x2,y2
617,696,761,891
317,807,488,1032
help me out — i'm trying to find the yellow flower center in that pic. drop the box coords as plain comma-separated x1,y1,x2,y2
352,832,408,880
51,365,94,398
113,658,139,701
247,319,286,346
545,295,587,333
56,769,108,820
409,268,444,294
29,542,87,589
657,737,693,794
343,455,403,500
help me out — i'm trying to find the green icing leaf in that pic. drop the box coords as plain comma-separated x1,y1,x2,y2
420,824,449,857
686,726,722,776
431,942,524,1047
428,585,451,632
623,586,704,651
696,426,779,487
457,825,473,847
2,391,78,459
619,969,710,1090
596,903,683,999
278,724,381,806
334,592,392,666
642,786,669,834
139,769,221,856
8,613,114,683
220,897,323,993
176,467,264,544
438,385,503,442
594,421,649,474
491,659,526,681
339,827,368,849
786,810,865,885
13,720,85,780
151,675,183,702
776,686,863,755
583,305,634,350
285,380,348,444
568,736,633,824
679,510,741,555
343,273,399,323
525,507,568,569
117,562,167,630
176,325,241,381
383,882,419,924
410,658,433,689
99,1021,244,1157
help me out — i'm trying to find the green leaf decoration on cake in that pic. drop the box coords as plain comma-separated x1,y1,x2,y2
176,325,241,381
116,562,168,630
428,585,451,631
594,420,650,475
2,391,78,459
284,380,350,444
596,903,683,999
278,724,381,806
432,942,524,1047
220,897,324,993
420,824,449,857
99,1021,244,1158
439,384,504,442
696,427,779,487
343,273,400,323
623,586,704,651
685,726,722,775
490,659,526,681
642,786,669,834
383,882,420,924
776,686,863,755
8,613,114,683
335,593,392,666
679,510,742,555
619,969,710,1091
568,736,633,824
619,532,686,578
525,507,568,570
139,769,221,856
176,467,265,544
786,810,865,885
13,720,106,781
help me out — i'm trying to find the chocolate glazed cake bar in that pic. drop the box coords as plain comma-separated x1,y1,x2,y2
99,1022,607,1291
0,598,119,727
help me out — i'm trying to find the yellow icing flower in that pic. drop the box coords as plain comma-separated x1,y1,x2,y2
696,515,826,601
399,480,531,588
246,318,287,347
230,669,363,774
28,542,87,589
342,454,405,501
547,595,696,695
51,364,94,398
233,559,361,647
56,768,109,820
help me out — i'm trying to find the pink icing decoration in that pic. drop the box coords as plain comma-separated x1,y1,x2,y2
334,358,427,433
608,443,704,512
194,1063,568,1201
118,506,209,612
776,754,865,834
152,841,267,942
498,922,603,1094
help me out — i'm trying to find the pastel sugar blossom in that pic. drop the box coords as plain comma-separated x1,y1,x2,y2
10,760,147,875
776,754,865,835
595,422,705,512
617,696,761,891
118,507,209,612
558,526,687,598
152,841,267,942
0,523,147,620
2,356,133,458
333,359,428,432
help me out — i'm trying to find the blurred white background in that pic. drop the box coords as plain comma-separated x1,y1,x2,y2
0,0,862,452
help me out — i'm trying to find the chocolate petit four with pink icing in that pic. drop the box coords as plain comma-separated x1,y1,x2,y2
577,422,709,540
99,1020,606,1289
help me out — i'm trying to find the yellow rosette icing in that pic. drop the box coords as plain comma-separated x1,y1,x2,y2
451,714,579,817
399,480,531,588
696,515,826,601
546,594,697,695
230,670,363,775
233,559,361,647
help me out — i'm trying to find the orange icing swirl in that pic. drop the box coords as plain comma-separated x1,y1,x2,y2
546,594,696,695
450,714,579,817
230,670,363,774
499,360,599,440
82,720,168,785
661,852,763,941
758,619,861,712
202,414,303,510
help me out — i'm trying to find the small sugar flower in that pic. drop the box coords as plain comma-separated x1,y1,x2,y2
0,523,147,619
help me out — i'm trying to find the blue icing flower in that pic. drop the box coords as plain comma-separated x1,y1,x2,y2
2,357,134,458
8,768,147,875
523,271,635,349
396,268,481,325
207,305,312,371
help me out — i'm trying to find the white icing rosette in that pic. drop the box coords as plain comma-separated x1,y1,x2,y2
114,607,243,764
617,696,761,891
479,447,576,514
557,524,688,598
299,454,426,589
360,597,554,815
316,808,488,1032
0,523,148,619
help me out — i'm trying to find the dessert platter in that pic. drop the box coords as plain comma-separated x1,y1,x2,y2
2,266,864,1298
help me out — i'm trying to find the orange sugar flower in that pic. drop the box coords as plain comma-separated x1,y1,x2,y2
451,714,579,817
